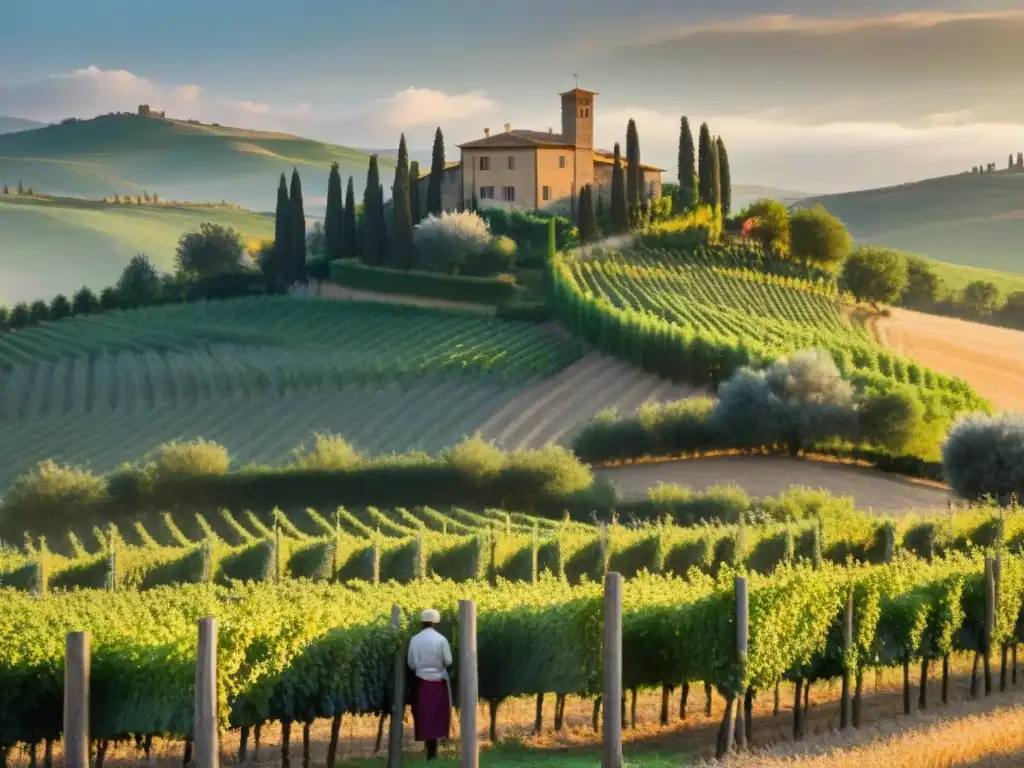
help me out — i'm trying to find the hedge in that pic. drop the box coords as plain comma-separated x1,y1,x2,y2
477,208,577,251
328,259,522,306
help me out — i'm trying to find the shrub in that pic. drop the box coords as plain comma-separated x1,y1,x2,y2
291,433,363,470
0,461,106,531
9,303,29,329
573,398,717,463
901,256,944,308
841,247,908,305
151,439,231,481
466,235,516,276
413,211,493,274
859,385,926,454
942,413,1024,504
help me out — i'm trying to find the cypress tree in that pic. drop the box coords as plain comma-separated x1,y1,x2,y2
711,139,722,211
324,162,344,262
409,160,422,224
716,137,732,215
676,117,698,213
342,176,357,259
625,119,641,228
362,155,384,265
273,173,291,289
595,188,605,230
579,184,598,243
289,168,307,283
377,182,388,262
610,143,628,234
427,127,445,216
697,123,715,206
391,134,415,269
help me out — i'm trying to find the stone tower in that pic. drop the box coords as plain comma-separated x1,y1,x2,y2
560,88,596,216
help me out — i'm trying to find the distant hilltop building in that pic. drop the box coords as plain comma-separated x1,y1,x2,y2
137,104,166,118
416,88,664,216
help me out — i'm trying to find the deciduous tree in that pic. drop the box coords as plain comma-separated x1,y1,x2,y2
49,294,72,320
788,205,851,270
175,222,246,279
840,247,908,305
116,254,162,309
743,199,790,260
961,280,1001,316
71,286,100,316
901,256,944,307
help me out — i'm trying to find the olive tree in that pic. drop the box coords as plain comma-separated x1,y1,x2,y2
413,211,493,275
942,413,1024,504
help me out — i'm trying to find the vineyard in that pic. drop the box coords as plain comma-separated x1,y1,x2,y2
551,244,986,415
0,296,587,486
2,551,1022,756
4,486,1023,594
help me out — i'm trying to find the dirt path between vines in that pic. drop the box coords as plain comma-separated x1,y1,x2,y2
597,455,951,514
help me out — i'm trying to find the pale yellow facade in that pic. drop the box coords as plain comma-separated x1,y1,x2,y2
414,88,664,216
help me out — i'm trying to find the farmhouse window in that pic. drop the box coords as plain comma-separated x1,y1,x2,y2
479,156,490,171
542,186,551,201
502,186,516,202
559,155,566,169
480,186,495,199
507,156,515,170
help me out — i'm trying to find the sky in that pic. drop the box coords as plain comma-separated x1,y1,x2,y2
2,0,1023,192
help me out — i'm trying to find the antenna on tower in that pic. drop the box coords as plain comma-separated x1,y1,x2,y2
573,73,579,88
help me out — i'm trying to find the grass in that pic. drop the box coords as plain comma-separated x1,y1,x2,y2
0,112,393,214
337,746,690,766
800,170,1024,291
0,193,275,304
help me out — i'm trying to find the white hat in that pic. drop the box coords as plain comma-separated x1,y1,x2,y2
421,608,441,624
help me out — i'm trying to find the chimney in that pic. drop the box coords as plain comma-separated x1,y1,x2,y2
484,127,490,137
504,122,511,132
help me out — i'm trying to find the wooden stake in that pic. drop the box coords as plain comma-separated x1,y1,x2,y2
841,591,852,729
387,605,405,768
63,631,90,768
194,617,218,768
735,577,749,751
458,600,479,768
603,572,623,768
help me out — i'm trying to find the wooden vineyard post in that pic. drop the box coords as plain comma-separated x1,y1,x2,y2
841,590,853,729
64,632,90,768
985,557,995,696
458,600,478,768
603,571,623,768
387,605,405,768
195,617,219,768
734,576,749,751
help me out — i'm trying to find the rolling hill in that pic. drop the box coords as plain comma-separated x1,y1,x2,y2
0,194,274,304
732,183,815,209
800,170,1024,292
0,113,395,214
0,115,46,135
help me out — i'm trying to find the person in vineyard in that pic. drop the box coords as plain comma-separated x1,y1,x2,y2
407,608,453,760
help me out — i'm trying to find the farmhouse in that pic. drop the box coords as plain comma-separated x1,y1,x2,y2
416,88,664,216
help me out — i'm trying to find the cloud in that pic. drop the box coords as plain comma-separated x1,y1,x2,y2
590,11,1024,125
596,106,1024,192
0,66,313,129
373,87,497,128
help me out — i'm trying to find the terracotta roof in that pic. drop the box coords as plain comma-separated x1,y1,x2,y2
560,88,599,96
458,129,574,149
593,150,665,173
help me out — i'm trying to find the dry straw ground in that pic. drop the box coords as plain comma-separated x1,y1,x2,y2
874,308,1024,414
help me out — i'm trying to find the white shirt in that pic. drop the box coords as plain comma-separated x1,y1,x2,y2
407,627,452,682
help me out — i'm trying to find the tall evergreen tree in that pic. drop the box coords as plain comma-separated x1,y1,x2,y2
595,188,605,229
362,155,385,265
409,160,422,224
427,127,445,216
391,134,415,269
578,184,598,243
272,173,291,289
697,122,715,206
715,137,732,215
610,143,628,234
324,162,344,262
289,168,306,283
711,140,722,211
625,119,641,228
377,183,388,259
1011,154,1016,170
676,117,698,213
342,176,358,259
